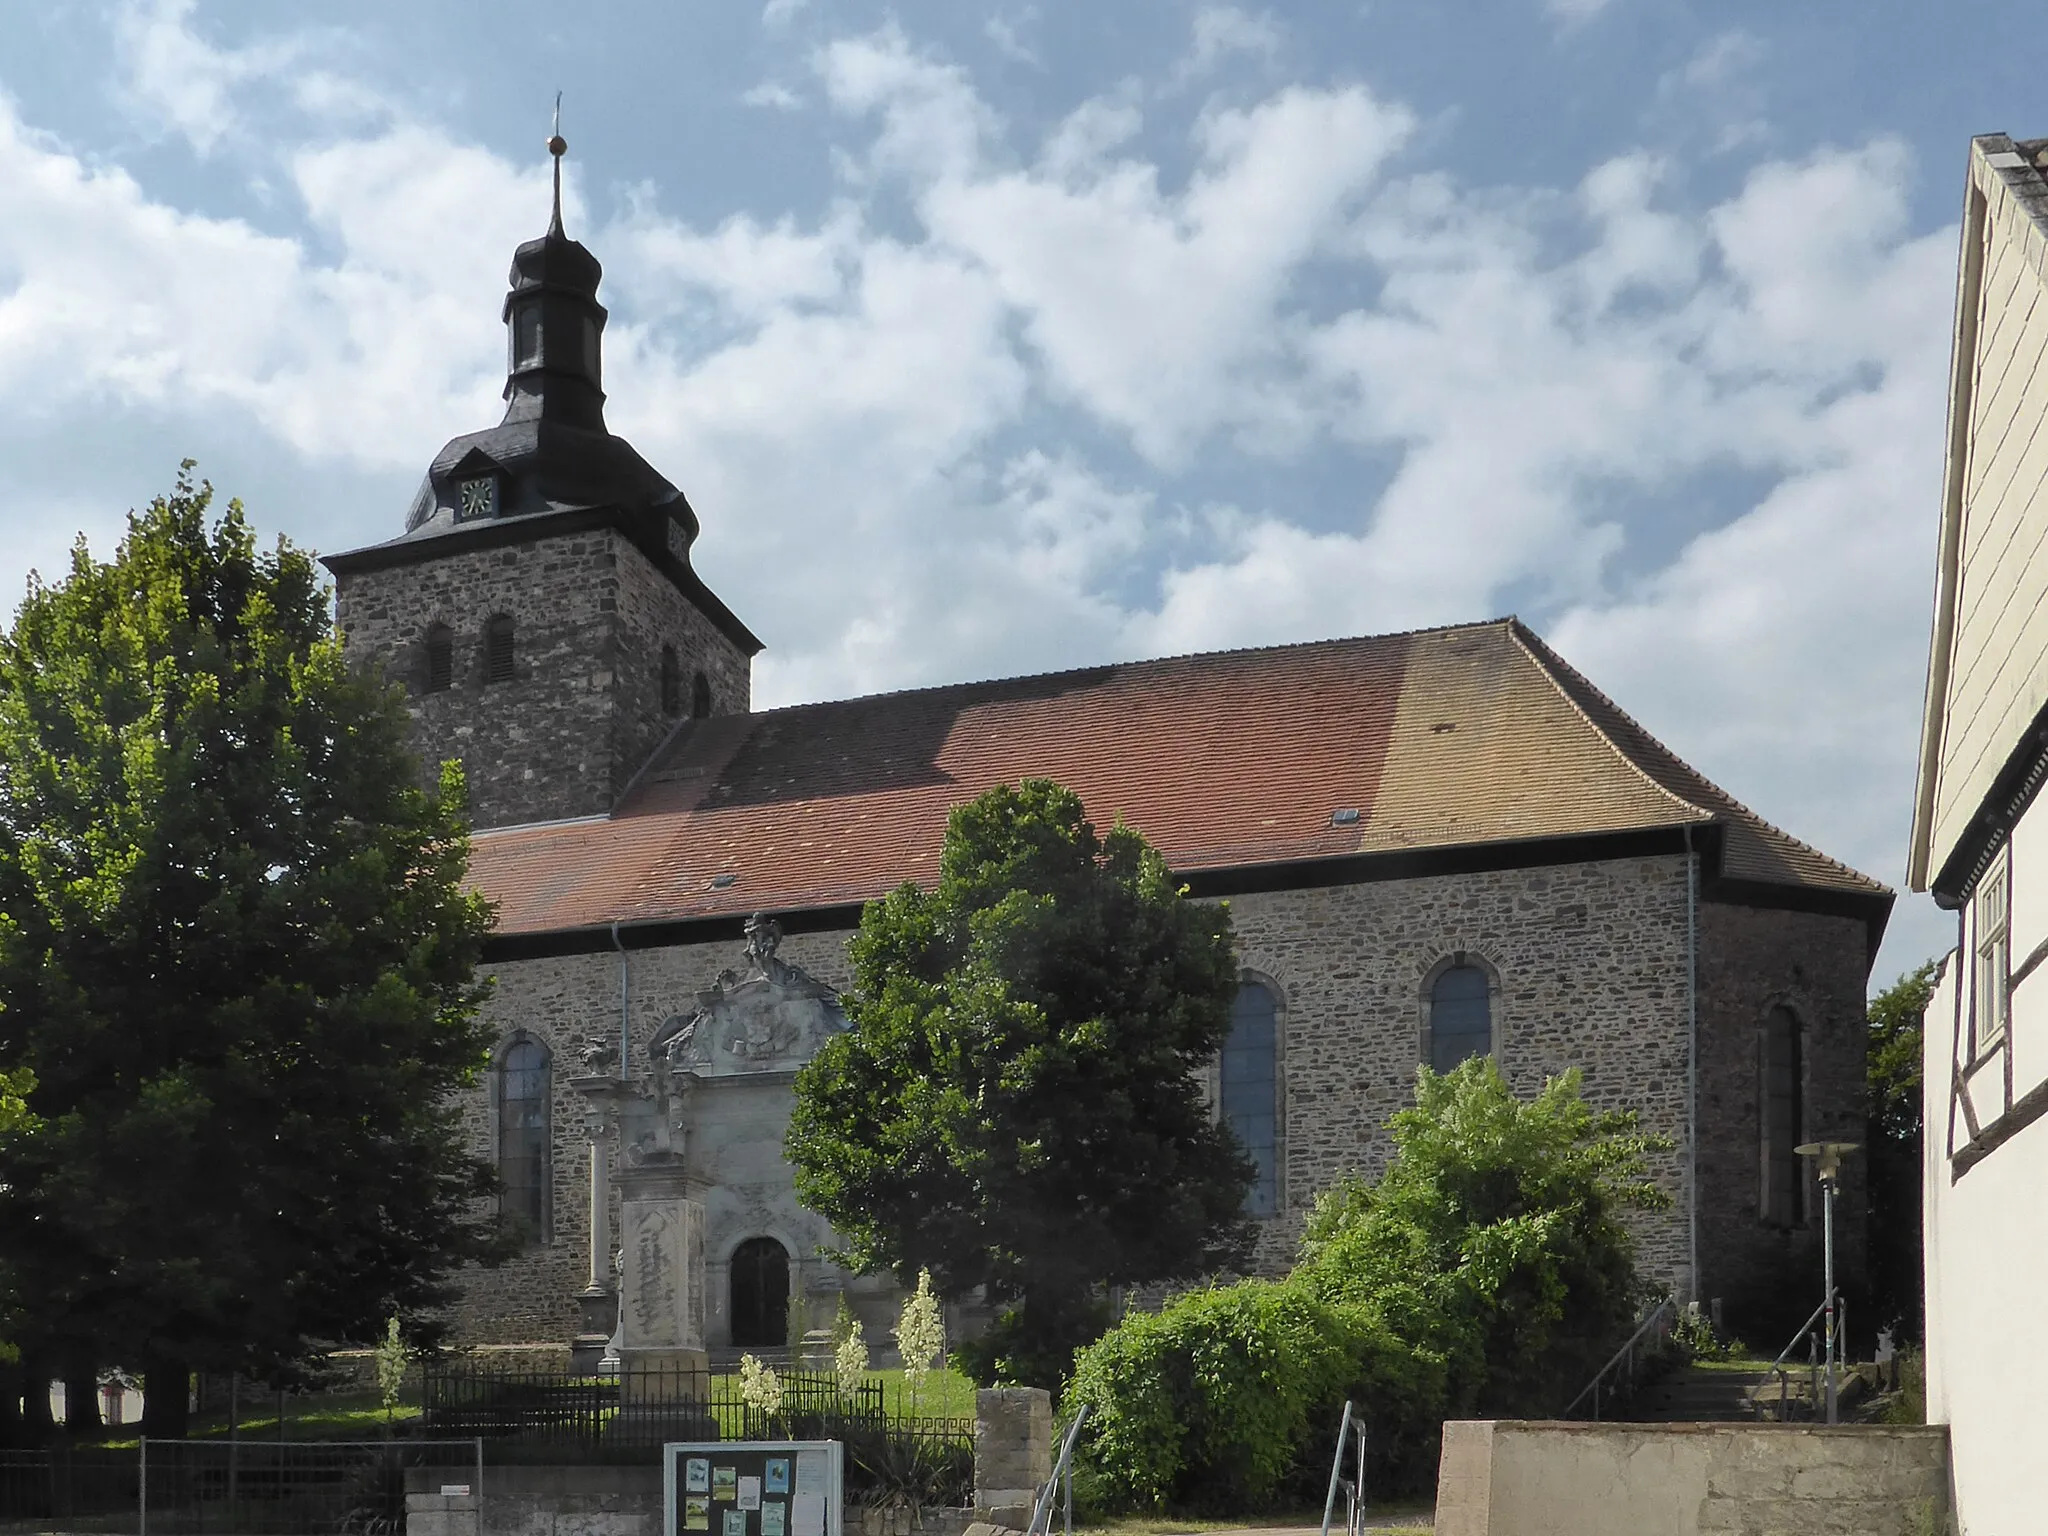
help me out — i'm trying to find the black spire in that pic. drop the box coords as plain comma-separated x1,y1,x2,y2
501,99,607,431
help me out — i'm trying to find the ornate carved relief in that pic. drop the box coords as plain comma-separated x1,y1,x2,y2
650,915,847,1078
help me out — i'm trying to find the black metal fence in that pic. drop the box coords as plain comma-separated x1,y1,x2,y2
419,1362,973,1503
140,1439,483,1536
0,1446,139,1535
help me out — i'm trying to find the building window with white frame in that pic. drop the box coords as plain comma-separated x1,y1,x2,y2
1973,850,2010,1056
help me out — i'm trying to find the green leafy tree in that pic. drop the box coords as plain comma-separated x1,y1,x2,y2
0,467,501,1437
786,779,1253,1387
1296,1058,1667,1416
1068,1059,1667,1510
1867,961,1937,1341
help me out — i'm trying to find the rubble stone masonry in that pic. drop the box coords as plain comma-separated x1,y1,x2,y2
445,848,1870,1345
332,529,750,830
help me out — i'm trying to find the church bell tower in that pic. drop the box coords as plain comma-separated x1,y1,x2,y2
323,124,761,830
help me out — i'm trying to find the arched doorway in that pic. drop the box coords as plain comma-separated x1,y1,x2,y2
729,1237,790,1348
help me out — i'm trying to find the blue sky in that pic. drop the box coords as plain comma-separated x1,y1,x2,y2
3,0,2032,983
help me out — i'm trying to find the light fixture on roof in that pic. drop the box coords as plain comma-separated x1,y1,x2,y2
1330,808,1360,826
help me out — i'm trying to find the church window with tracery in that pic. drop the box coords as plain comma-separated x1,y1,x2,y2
498,1038,550,1242
1221,980,1281,1218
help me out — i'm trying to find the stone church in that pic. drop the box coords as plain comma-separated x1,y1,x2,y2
322,168,1892,1357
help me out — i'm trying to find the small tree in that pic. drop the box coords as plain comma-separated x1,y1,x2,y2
787,780,1253,1385
1867,961,1937,1341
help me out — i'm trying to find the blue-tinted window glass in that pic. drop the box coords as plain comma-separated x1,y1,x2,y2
1430,965,1492,1074
1222,983,1279,1218
499,1040,549,1241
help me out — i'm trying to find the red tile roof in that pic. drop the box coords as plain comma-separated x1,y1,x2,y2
467,618,1889,937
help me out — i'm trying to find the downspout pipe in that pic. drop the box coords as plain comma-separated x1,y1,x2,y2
611,920,630,1076
1684,825,1701,1305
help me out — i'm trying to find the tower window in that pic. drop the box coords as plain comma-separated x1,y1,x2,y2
1428,962,1493,1073
691,671,712,719
512,303,542,369
424,623,453,693
661,644,681,717
484,614,515,685
1221,981,1281,1219
498,1037,550,1243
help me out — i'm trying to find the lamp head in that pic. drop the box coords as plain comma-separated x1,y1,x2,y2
1795,1141,1861,1182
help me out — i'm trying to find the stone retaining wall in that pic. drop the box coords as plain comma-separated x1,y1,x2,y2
1434,1420,1949,1536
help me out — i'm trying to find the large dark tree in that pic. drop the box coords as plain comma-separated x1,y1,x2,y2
1866,960,1937,1343
786,779,1254,1386
0,467,501,1436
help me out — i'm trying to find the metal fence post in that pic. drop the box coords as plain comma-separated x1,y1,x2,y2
138,1438,147,1536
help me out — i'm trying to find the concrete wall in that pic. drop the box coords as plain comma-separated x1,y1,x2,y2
1434,1420,1949,1536
1930,151,2048,870
449,851,1869,1346
1925,790,2048,1535
333,528,750,830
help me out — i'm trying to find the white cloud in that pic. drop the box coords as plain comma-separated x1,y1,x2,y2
111,0,356,154
742,82,805,112
1545,0,1619,24
1171,7,1285,89
0,16,1961,980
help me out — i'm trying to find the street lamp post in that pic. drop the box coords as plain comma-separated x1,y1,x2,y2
1795,1140,1859,1425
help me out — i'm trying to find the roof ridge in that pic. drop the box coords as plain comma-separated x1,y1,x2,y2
1508,621,1890,896
746,616,1517,720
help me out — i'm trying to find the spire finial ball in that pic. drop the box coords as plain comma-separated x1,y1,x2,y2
548,134,567,158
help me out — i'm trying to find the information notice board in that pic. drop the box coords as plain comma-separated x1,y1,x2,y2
663,1441,843,1536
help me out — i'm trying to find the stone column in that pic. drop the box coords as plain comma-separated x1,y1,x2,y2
974,1387,1052,1530
568,1076,628,1373
615,1154,710,1401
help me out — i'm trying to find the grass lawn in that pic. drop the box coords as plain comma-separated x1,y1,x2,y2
857,1366,978,1419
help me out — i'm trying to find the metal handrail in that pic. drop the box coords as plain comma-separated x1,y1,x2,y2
1562,1296,1676,1420
1319,1400,1366,1536
1762,1289,1842,1422
1026,1403,1090,1536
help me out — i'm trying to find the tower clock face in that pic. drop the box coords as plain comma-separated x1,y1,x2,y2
458,476,497,522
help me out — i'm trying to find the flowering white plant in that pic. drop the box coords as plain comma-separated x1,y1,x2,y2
738,1352,784,1423
374,1315,408,1423
894,1268,945,1409
835,1314,869,1400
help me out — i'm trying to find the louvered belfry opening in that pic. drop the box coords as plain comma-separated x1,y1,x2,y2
484,613,516,685
424,622,453,693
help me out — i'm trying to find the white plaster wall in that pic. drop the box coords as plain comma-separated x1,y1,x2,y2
1924,931,2048,1535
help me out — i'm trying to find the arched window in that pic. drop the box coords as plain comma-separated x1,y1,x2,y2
1760,1006,1803,1227
484,614,515,686
661,644,681,717
690,671,712,720
423,623,453,693
1428,962,1493,1073
498,1038,550,1242
729,1237,790,1347
1222,982,1280,1218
